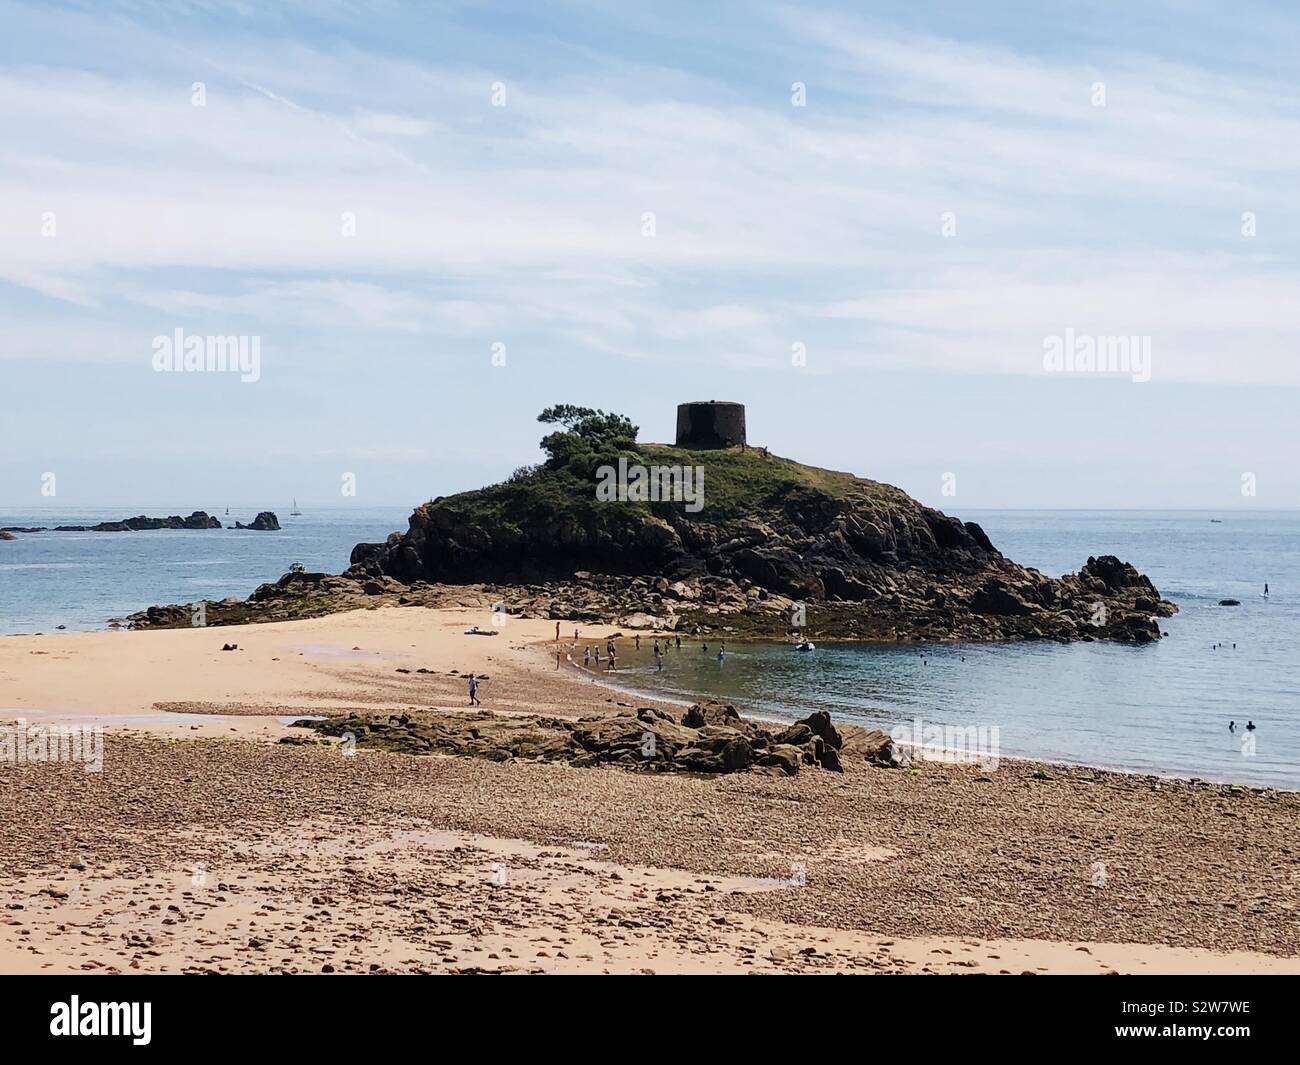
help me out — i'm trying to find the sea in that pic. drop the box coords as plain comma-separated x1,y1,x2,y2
1,507,1297,789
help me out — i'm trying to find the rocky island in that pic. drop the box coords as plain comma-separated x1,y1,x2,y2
3,510,281,534
128,404,1176,642
234,511,281,531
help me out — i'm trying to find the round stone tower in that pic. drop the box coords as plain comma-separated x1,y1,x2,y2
675,400,746,449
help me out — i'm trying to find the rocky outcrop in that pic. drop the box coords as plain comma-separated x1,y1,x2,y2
342,451,1177,642
0,530,15,541
234,511,281,531
7,512,222,532
299,701,864,777
126,441,1177,643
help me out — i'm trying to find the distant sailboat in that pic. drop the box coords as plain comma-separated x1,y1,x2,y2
290,498,302,516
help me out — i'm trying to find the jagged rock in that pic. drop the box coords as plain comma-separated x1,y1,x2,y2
680,701,744,730
775,723,814,746
758,744,803,775
302,706,862,777
970,580,1039,617
234,511,280,531
50,511,222,532
797,710,843,751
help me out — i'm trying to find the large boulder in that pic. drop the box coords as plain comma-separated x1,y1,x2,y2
797,710,843,750
235,511,281,531
681,701,744,730
840,726,901,767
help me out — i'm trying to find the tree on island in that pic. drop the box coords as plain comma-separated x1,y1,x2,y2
535,405,640,477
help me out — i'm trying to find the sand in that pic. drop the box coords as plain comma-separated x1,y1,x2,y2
2,605,1298,975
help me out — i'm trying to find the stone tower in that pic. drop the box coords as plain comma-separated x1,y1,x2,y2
675,400,746,449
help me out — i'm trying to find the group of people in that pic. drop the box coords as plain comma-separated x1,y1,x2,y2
552,621,702,674
580,637,623,670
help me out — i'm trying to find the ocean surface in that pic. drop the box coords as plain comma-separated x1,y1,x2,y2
614,511,1299,790
2,507,1297,788
0,506,410,634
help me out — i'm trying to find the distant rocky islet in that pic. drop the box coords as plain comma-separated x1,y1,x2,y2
1,510,280,534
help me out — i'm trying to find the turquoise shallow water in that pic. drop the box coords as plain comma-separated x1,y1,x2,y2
2,506,1297,788
606,511,1300,790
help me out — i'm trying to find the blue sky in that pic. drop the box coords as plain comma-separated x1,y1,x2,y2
2,0,1299,510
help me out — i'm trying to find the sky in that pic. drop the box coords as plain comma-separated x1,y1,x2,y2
2,0,1299,511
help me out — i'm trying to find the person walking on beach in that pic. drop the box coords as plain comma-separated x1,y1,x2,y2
468,673,481,706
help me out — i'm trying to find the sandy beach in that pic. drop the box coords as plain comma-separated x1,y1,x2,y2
2,604,1298,975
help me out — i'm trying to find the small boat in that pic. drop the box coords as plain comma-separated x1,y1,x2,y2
290,498,302,516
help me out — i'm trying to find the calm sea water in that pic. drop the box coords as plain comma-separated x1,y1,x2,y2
0,506,409,634
613,511,1300,790
2,507,1296,788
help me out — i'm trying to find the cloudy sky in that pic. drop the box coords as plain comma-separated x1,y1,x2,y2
2,0,1299,509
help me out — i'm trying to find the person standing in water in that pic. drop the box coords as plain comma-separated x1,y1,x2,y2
1229,721,1236,733
675,634,681,650
468,673,481,706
